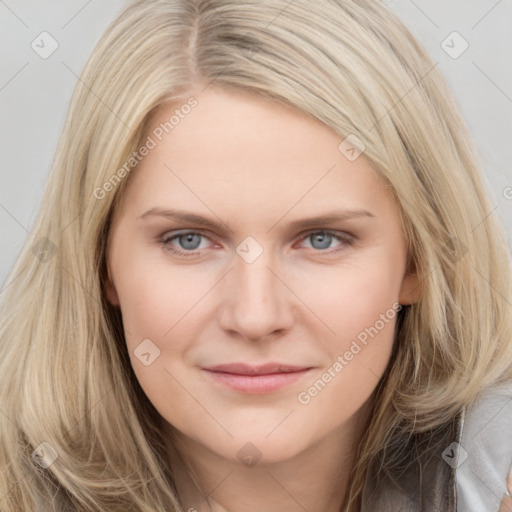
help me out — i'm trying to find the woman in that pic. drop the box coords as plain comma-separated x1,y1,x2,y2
0,0,511,511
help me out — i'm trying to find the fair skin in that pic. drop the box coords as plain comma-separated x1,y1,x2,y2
105,86,421,512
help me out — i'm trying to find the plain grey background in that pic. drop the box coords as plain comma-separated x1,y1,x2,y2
1,0,511,289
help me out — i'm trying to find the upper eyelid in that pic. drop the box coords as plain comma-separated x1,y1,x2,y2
161,229,216,244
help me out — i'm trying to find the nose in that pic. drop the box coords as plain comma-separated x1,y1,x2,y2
217,251,295,342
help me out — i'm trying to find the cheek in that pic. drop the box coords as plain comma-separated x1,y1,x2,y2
311,255,404,404
293,265,401,429
114,250,213,346
112,255,209,422
289,252,404,345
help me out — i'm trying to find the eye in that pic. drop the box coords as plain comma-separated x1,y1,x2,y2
159,229,355,258
297,231,354,253
160,231,213,257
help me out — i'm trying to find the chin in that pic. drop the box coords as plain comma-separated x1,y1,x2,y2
217,432,309,467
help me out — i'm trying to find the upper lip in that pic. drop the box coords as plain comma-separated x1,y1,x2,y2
203,363,311,376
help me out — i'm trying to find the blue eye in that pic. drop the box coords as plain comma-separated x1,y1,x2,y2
161,231,209,256
174,233,203,250
304,231,337,250
295,230,354,254
159,230,353,258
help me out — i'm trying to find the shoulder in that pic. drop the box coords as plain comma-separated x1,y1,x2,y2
456,381,512,512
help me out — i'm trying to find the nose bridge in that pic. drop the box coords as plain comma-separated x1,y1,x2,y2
237,255,277,306
218,247,293,340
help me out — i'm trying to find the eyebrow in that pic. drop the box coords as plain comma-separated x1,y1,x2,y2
139,207,375,232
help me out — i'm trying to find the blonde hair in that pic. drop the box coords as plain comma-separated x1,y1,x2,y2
1,0,511,510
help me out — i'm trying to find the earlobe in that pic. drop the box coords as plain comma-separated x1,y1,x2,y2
399,272,422,305
398,255,421,305
105,267,120,307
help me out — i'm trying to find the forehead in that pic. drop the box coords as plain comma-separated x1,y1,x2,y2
118,87,394,224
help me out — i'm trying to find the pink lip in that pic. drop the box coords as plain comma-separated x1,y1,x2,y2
202,363,312,393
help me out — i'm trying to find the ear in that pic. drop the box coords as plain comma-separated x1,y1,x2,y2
105,265,120,307
398,256,422,305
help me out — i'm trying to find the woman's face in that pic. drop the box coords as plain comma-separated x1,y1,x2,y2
105,87,419,466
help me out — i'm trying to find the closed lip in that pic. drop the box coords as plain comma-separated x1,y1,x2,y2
202,362,313,394
202,363,312,376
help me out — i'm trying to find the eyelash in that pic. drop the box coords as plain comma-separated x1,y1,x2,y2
159,230,355,258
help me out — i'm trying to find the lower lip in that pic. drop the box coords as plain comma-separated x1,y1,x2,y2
203,369,312,393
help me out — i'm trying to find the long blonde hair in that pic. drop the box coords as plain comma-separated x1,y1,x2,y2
1,0,511,510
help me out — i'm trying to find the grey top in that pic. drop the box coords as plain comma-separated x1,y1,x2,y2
457,382,512,511
361,381,512,511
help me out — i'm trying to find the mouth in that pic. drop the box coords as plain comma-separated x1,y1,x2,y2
201,363,313,394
